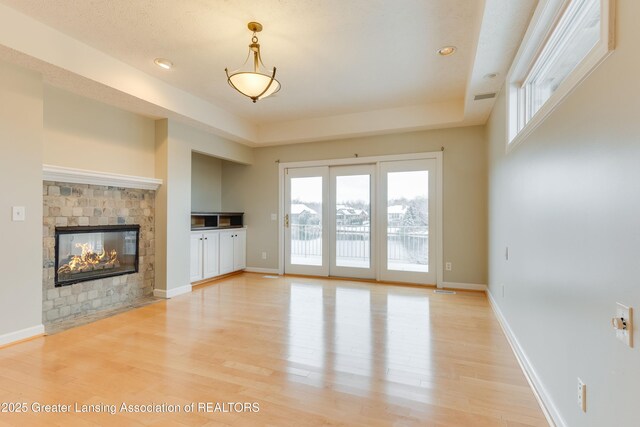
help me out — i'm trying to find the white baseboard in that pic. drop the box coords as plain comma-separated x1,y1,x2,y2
153,284,192,299
441,281,487,291
487,290,565,427
0,324,45,347
244,267,280,274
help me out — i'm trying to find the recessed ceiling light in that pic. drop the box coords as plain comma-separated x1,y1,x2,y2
484,72,499,79
437,46,457,56
154,58,173,70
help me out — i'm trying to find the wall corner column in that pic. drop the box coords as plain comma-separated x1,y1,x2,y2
154,119,192,298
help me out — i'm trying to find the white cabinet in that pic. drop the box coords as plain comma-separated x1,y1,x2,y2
190,233,204,282
191,228,246,282
234,229,246,270
219,231,234,276
202,231,219,278
219,229,246,275
190,230,221,282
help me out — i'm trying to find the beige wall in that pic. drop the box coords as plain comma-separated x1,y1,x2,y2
0,61,43,339
154,120,253,292
486,1,640,425
222,126,488,284
43,85,156,178
191,152,222,212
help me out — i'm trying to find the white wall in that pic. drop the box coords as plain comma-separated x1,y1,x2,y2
486,1,640,425
222,126,488,284
43,85,156,177
0,61,43,342
191,152,222,212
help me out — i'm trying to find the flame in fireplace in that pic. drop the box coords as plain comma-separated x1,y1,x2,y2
57,243,119,275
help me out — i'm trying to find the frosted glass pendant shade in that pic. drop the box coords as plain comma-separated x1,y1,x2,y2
227,70,280,102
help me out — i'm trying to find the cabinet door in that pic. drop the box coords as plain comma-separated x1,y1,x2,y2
234,229,246,271
219,231,235,275
202,231,219,279
189,233,203,282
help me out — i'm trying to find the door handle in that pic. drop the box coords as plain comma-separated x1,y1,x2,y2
285,214,289,228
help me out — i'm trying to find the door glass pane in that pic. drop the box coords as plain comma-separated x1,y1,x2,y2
290,177,323,266
335,174,370,268
387,171,428,272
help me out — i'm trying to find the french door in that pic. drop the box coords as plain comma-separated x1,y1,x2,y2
329,165,375,279
284,166,329,276
378,159,436,284
284,156,438,285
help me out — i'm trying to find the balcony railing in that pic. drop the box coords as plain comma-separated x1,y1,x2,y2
290,224,428,265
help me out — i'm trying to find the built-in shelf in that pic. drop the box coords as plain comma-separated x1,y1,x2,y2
191,212,244,230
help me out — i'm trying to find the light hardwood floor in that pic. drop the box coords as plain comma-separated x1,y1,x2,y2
0,273,547,426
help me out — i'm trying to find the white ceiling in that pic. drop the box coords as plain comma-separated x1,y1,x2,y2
0,0,537,146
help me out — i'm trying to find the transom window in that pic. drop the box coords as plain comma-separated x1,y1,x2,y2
506,0,615,148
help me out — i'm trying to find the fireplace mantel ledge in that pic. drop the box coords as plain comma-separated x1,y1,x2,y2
43,164,162,190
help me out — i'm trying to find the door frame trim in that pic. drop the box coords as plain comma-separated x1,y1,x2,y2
278,151,444,288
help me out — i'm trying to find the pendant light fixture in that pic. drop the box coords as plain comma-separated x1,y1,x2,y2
225,22,281,103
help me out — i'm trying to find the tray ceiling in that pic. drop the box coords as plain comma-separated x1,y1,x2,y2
0,0,536,145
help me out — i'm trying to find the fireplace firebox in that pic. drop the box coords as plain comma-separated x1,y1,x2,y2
55,225,140,287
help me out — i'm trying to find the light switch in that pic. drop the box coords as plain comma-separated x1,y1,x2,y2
271,213,277,221
12,206,25,222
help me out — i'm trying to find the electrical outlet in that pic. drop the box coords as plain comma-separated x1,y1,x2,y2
577,378,586,412
612,303,633,348
445,262,452,271
261,251,267,260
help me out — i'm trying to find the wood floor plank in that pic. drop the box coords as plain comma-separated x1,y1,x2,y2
0,273,547,426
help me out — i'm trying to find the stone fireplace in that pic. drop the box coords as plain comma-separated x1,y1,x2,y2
43,180,155,325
